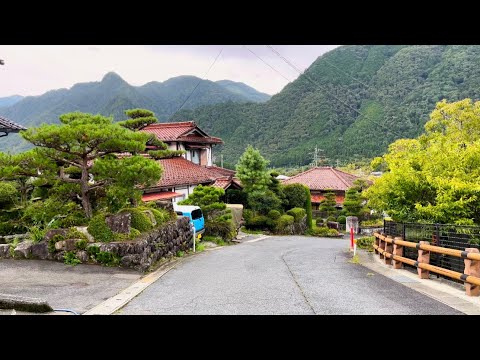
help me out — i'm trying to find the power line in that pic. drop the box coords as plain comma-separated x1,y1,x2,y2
243,45,292,82
176,47,224,113
265,45,403,138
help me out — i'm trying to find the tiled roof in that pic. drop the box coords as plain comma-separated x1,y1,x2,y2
311,194,346,204
142,192,183,201
155,157,219,187
282,167,359,191
0,115,26,132
206,166,236,177
212,177,232,189
140,121,223,144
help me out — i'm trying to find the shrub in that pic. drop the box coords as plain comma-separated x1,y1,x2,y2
247,190,281,215
282,184,308,209
87,245,100,259
0,221,27,236
121,208,153,232
64,251,81,266
75,239,88,250
114,228,142,241
337,215,347,225
66,227,88,241
360,219,384,227
28,226,46,244
176,250,185,257
205,216,236,240
87,214,114,243
327,216,337,222
311,227,340,237
277,214,294,227
243,209,254,222
356,236,375,250
95,251,120,267
268,209,281,220
286,208,306,222
246,215,269,230
304,185,313,230
315,218,324,226
149,208,171,225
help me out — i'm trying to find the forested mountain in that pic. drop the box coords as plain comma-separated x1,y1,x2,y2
171,45,480,167
0,72,269,153
0,95,23,107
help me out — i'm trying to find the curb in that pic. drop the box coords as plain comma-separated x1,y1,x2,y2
0,293,53,313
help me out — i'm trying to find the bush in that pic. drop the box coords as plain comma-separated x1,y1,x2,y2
327,216,337,222
315,218,324,226
87,245,100,259
114,228,141,241
277,214,294,227
28,226,46,244
268,209,281,220
64,251,81,266
247,190,281,215
75,239,88,250
304,185,313,230
243,209,254,222
283,184,308,209
121,208,153,232
356,236,375,250
360,219,384,227
311,227,340,237
0,221,27,236
337,215,347,225
206,216,236,240
95,251,120,267
87,214,114,242
246,215,269,230
286,208,306,222
149,208,172,225
66,227,88,241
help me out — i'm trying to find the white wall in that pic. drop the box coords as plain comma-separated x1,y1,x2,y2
172,184,197,203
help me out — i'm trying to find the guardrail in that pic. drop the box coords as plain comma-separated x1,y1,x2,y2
373,232,480,296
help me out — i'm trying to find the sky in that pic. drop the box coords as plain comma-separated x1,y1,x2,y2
0,45,339,97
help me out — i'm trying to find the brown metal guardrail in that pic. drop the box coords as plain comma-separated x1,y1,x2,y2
373,232,480,296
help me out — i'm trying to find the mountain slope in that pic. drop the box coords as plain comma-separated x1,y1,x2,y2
0,95,23,108
216,80,271,102
0,72,270,153
171,45,480,167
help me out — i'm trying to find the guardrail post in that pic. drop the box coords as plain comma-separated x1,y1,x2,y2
384,236,393,265
375,234,380,255
417,241,430,279
379,236,385,260
464,248,480,296
393,237,403,269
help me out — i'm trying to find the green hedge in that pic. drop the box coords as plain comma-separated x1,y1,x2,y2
246,215,270,230
121,208,153,232
337,215,347,225
268,209,281,220
87,214,114,243
310,227,340,237
356,236,375,250
286,208,306,222
275,215,295,234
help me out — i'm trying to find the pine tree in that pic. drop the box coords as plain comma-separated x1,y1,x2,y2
236,145,271,193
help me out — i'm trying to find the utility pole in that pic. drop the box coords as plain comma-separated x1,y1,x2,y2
310,146,328,167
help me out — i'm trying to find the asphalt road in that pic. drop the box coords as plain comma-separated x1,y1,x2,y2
118,236,462,315
0,259,141,314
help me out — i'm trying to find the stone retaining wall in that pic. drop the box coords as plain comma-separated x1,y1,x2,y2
0,217,193,272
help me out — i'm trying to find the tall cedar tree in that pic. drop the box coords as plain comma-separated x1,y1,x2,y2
236,145,271,193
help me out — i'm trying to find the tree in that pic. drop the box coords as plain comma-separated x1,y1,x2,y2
304,185,313,230
365,99,480,224
236,145,271,193
247,190,281,215
178,185,226,220
21,112,162,218
283,183,308,210
319,190,337,218
343,188,363,217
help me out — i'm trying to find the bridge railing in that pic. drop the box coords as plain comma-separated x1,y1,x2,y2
373,229,480,296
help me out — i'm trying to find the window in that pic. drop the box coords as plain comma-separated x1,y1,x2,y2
191,150,200,164
191,209,203,220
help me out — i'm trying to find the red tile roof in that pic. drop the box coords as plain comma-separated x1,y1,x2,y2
282,167,359,191
142,192,183,201
155,157,219,188
212,177,232,189
140,121,223,144
206,166,236,177
311,194,346,204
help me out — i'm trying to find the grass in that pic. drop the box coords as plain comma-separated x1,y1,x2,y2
176,250,185,257
195,243,205,252
202,235,228,246
240,226,263,235
349,254,360,264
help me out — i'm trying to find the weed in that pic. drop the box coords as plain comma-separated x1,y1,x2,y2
176,250,185,257
349,254,360,264
64,251,81,266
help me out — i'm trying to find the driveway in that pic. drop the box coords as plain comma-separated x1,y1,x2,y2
0,259,141,314
117,236,462,315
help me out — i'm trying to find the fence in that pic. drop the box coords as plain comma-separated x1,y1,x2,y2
374,220,480,296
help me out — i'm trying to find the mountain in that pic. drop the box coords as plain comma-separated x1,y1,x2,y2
0,72,270,153
216,80,271,102
171,45,480,167
0,95,23,108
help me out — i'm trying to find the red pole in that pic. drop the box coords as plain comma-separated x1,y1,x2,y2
350,227,354,250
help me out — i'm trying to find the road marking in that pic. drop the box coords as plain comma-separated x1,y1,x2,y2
244,235,270,243
83,259,182,315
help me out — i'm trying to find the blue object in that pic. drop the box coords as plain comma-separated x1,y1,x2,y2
173,204,205,234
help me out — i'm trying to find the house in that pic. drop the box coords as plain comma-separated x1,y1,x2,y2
139,121,241,203
281,167,360,210
140,121,222,166
0,115,26,138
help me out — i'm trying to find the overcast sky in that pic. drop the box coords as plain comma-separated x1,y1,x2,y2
0,45,339,97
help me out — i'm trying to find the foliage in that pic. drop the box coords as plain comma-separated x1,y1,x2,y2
246,215,271,231
236,145,271,193
202,235,227,246
225,189,248,205
343,188,363,217
0,221,27,236
87,214,114,243
319,191,337,218
20,111,162,218
95,251,120,267
149,208,172,225
365,99,480,224
0,182,18,207
304,185,313,230
356,236,375,251
63,251,81,266
75,239,88,250
316,218,324,226
337,215,347,225
240,226,263,235
247,190,282,215
286,208,306,222
179,185,226,219
28,226,46,244
205,214,236,241
360,219,383,227
195,243,205,252
113,228,141,241
327,216,337,222
176,250,185,257
267,209,281,220
121,208,153,232
22,198,85,228
118,109,157,130
310,227,340,237
87,245,100,259
276,214,294,228
283,184,308,210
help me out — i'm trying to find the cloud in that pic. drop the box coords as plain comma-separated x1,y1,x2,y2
0,45,339,97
